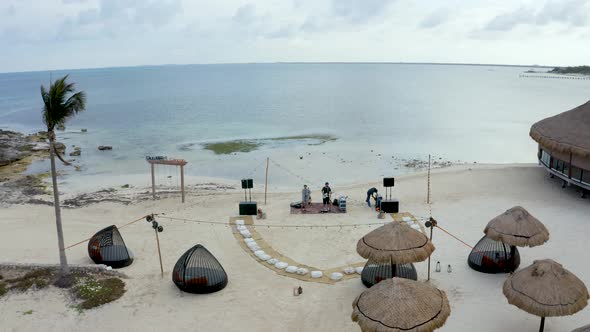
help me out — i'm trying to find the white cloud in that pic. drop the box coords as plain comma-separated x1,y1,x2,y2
1,0,590,72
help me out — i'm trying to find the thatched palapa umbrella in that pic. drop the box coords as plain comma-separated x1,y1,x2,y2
503,259,589,332
484,206,549,272
352,278,451,332
357,221,435,280
572,325,590,332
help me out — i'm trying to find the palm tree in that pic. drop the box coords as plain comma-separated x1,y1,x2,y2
40,75,86,286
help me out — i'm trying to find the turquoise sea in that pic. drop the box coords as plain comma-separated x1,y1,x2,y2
1,63,589,192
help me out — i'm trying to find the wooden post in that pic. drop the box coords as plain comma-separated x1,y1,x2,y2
427,221,434,281
151,163,156,199
155,229,164,278
427,154,431,204
568,152,572,179
264,157,269,205
427,218,436,282
180,165,185,203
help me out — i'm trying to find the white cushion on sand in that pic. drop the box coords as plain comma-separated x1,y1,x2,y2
330,272,343,281
240,230,252,238
237,225,247,231
246,241,258,248
311,271,323,278
411,224,421,231
267,258,278,265
249,245,261,251
355,267,364,274
285,266,298,273
236,220,245,225
254,250,266,257
343,267,355,275
244,238,255,244
296,268,309,275
402,217,412,222
275,262,288,269
260,254,272,261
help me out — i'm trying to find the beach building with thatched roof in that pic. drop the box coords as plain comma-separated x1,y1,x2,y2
530,100,590,194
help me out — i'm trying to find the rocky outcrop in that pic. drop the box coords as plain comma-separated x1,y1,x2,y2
98,146,112,151
0,130,68,167
0,130,32,167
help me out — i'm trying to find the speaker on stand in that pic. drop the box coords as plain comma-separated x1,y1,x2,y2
381,177,399,213
240,178,257,215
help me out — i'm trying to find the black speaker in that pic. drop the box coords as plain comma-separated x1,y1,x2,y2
239,201,257,215
383,177,395,187
380,199,399,213
241,179,253,189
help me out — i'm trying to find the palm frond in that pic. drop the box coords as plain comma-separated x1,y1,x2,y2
40,74,86,132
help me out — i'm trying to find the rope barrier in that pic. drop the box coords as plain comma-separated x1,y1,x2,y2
245,158,268,179
62,214,151,251
156,214,427,229
269,159,316,186
434,224,474,250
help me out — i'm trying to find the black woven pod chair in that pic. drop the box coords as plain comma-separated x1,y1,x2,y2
172,244,228,294
361,259,418,288
467,236,520,273
87,225,133,268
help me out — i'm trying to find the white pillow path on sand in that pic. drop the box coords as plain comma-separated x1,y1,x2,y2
330,272,343,281
275,262,289,269
239,221,367,280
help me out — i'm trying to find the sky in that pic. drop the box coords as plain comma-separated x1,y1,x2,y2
2,0,590,73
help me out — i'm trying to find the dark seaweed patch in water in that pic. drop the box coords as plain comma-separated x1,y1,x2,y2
201,134,337,155
201,140,262,155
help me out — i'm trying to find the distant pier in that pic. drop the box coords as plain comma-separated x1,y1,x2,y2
520,73,590,80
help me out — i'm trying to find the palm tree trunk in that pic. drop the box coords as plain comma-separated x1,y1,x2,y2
49,131,70,278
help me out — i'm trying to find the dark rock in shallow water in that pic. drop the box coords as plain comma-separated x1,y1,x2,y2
69,150,81,156
98,146,113,151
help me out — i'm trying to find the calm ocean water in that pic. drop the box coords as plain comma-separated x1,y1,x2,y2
1,63,589,192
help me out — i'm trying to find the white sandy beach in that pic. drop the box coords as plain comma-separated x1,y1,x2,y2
1,163,589,331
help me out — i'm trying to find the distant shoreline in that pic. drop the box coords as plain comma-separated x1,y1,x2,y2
0,61,555,75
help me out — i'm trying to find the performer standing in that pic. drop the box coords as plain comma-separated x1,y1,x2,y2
322,182,332,210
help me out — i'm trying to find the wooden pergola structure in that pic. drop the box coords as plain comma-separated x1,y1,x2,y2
147,158,188,203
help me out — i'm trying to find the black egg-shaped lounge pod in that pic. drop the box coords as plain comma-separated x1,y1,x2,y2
467,236,520,273
87,225,133,268
361,259,417,288
172,244,228,294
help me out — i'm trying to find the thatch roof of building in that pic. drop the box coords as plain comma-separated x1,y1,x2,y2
530,100,590,158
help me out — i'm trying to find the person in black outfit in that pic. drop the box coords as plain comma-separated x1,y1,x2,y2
322,182,332,208
366,187,378,207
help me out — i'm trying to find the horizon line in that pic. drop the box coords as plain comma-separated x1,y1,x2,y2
0,61,566,75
